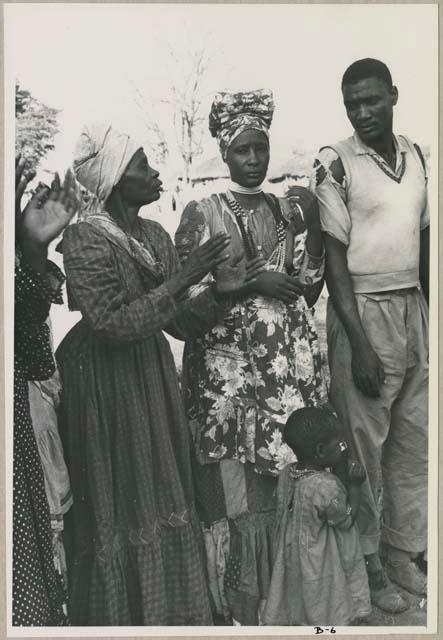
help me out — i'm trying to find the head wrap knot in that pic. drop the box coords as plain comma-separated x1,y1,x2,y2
209,89,274,160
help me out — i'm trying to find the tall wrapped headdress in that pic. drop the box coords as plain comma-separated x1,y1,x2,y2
209,89,274,160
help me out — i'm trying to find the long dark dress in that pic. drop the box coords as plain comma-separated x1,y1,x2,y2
13,258,66,626
56,217,226,625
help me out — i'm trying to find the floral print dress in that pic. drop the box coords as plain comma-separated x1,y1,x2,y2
175,191,327,624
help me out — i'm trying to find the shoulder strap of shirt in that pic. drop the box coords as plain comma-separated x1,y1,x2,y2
413,143,427,177
398,135,428,179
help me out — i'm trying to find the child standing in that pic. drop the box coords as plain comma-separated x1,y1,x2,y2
262,407,371,626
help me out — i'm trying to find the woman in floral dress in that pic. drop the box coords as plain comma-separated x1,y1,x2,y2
174,89,328,625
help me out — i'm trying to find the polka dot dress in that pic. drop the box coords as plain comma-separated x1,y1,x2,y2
13,260,67,626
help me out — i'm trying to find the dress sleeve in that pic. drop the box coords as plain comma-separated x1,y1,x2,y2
314,474,353,531
283,194,325,287
174,199,213,298
174,200,209,262
63,221,229,343
165,210,232,339
294,239,325,286
309,148,352,247
15,257,64,380
63,222,182,343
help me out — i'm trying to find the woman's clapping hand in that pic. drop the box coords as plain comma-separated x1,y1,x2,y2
15,155,36,225
212,252,303,303
16,158,79,249
214,254,267,297
181,232,231,286
16,155,79,273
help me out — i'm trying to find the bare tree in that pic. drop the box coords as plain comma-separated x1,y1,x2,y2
169,46,209,184
126,40,213,184
129,81,170,166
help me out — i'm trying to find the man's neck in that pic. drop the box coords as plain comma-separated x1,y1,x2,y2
362,129,396,165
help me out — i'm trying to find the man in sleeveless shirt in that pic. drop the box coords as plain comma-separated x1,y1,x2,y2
310,59,429,613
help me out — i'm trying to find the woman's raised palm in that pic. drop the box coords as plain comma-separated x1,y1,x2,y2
16,156,79,247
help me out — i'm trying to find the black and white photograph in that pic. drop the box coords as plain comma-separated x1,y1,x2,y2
3,2,438,635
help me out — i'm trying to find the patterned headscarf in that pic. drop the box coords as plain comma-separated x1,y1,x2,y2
73,122,141,216
209,89,274,160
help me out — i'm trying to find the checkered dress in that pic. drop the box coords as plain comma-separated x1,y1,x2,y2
56,218,220,625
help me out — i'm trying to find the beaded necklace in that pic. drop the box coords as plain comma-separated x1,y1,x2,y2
290,461,328,477
225,192,258,260
225,191,290,271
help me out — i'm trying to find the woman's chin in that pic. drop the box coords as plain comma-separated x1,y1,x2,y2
144,191,162,205
238,175,266,188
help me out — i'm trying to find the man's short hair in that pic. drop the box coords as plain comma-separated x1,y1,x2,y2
342,58,393,90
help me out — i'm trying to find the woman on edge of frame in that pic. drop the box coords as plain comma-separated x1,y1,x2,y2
14,157,78,626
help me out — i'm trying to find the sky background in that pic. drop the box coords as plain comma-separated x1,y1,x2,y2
6,3,438,176
5,3,438,348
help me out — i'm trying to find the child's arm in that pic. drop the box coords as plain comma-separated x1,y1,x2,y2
316,475,353,530
319,462,366,530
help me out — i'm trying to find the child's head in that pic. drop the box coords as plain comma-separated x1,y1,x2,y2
284,407,348,467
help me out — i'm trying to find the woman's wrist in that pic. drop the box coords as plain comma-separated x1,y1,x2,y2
212,284,228,303
165,272,191,299
20,238,48,275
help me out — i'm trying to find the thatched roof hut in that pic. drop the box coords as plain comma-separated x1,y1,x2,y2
189,149,315,186
191,156,229,183
268,151,314,183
